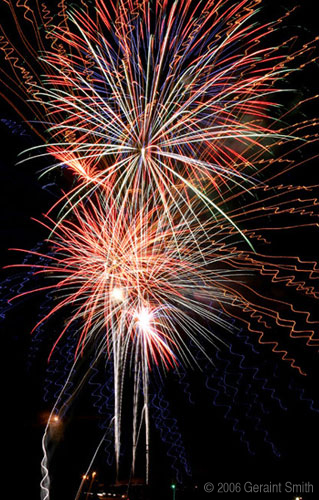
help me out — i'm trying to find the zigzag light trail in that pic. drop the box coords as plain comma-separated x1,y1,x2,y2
0,0,318,498
13,0,299,245
7,194,242,492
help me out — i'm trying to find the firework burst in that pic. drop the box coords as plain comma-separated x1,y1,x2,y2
10,0,308,245
7,192,244,483
1,0,319,497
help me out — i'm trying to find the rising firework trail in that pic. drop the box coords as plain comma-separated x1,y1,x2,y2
0,0,319,498
6,193,241,489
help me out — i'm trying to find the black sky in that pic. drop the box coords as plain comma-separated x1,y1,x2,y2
1,1,319,499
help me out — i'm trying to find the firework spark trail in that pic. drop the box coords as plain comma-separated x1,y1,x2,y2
40,356,79,500
235,334,288,411
288,380,319,414
7,195,236,363
88,363,115,466
0,242,46,319
1,0,319,493
150,387,192,483
39,342,112,500
212,340,285,456
7,193,242,481
5,185,319,483
43,333,76,408
3,0,315,245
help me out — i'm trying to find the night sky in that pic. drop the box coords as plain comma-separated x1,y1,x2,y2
1,1,319,499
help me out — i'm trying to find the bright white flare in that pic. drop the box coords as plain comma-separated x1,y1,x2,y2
135,307,153,333
111,287,126,302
